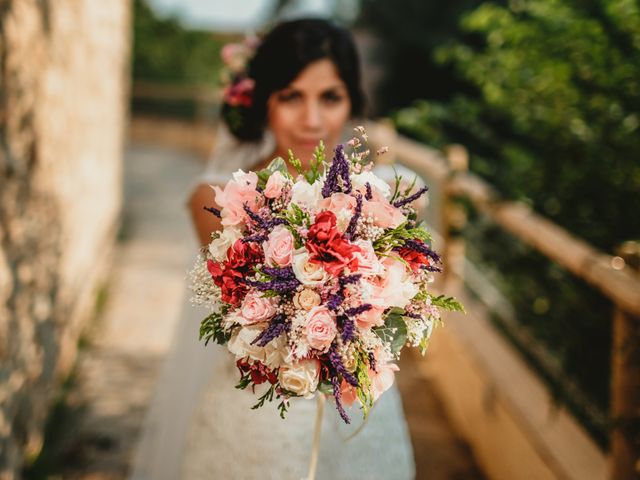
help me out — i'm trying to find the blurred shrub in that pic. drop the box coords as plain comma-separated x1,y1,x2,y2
362,0,640,444
133,0,226,85
357,0,486,113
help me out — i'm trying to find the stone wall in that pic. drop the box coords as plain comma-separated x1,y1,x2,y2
0,1,131,477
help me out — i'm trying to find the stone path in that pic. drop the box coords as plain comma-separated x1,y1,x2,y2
31,143,485,480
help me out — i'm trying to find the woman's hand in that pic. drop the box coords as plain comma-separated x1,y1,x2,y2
188,183,223,246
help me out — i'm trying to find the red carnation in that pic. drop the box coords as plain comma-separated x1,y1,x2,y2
226,239,264,270
207,259,247,305
236,359,278,385
206,239,262,306
397,246,431,272
306,211,361,276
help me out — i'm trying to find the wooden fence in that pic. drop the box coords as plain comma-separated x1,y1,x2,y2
366,121,640,480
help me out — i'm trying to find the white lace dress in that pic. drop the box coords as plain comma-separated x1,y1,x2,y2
131,126,417,480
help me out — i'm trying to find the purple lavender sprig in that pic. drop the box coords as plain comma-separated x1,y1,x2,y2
339,274,362,287
327,274,363,311
365,182,372,201
421,264,443,273
337,145,352,194
244,276,300,294
243,203,287,230
250,313,289,346
368,350,377,373
345,304,372,317
327,293,343,312
331,375,351,424
242,233,268,244
261,266,297,280
322,145,351,198
402,239,441,263
340,316,355,343
344,193,363,241
263,217,288,229
392,185,429,208
329,343,359,387
203,206,221,218
243,203,266,226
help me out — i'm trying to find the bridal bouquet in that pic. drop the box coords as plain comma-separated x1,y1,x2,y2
189,128,462,423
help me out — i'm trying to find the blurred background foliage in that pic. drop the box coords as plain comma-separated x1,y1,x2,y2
131,0,639,445
132,0,226,86
358,0,640,445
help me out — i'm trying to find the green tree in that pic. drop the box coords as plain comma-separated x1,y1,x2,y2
397,0,640,249
132,0,226,86
392,0,640,444
357,0,489,113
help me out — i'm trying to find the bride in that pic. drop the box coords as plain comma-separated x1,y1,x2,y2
132,18,416,480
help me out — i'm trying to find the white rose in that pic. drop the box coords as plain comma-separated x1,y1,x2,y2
208,227,242,261
290,179,322,209
352,171,391,199
227,324,287,369
232,169,253,183
335,209,352,233
292,248,330,286
380,258,419,309
278,359,320,398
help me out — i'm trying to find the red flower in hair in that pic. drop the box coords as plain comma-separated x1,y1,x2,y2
223,78,254,107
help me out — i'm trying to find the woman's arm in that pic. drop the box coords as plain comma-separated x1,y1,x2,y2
188,183,223,246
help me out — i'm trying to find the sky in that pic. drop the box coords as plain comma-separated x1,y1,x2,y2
146,0,348,32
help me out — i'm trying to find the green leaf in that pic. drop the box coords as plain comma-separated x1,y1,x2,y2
317,380,334,395
419,336,431,356
285,203,310,227
306,141,325,183
251,384,276,409
373,309,408,354
430,294,465,313
287,150,303,175
199,311,231,346
256,157,290,189
372,221,433,252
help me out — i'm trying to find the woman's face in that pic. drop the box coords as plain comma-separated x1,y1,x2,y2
267,58,352,163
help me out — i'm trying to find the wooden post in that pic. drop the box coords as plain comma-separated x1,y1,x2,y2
440,144,468,288
610,241,640,480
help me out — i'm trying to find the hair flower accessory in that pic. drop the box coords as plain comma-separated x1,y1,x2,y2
219,36,260,108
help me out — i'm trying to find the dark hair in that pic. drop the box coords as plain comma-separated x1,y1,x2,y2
222,18,365,141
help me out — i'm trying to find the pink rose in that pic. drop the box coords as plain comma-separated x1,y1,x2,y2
319,193,357,217
341,351,399,405
355,305,385,329
362,199,406,229
264,171,286,199
305,306,337,351
340,379,358,407
239,291,277,324
213,170,262,227
221,43,241,65
264,225,295,267
352,240,384,277
370,358,399,401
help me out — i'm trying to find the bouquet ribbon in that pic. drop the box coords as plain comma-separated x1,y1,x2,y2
306,394,326,480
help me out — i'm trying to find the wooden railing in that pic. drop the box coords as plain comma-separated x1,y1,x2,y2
367,121,640,480
131,81,220,122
